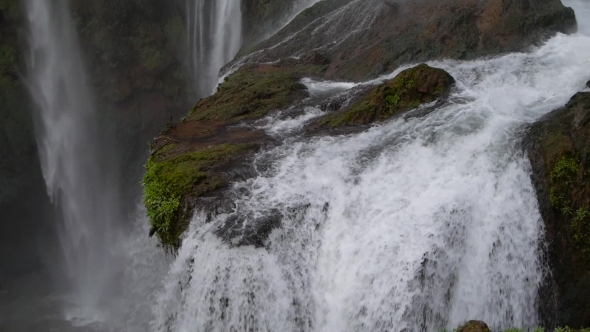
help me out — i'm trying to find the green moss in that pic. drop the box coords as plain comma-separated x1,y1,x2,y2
317,64,454,127
571,207,590,260
188,64,314,122
546,153,590,265
549,156,578,208
142,143,256,248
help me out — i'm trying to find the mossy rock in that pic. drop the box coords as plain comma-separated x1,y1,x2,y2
526,92,590,327
457,320,491,332
188,62,320,122
142,143,259,249
314,64,455,128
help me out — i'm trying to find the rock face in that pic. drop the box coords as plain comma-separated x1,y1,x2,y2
240,0,312,51
310,64,455,129
70,1,190,179
145,0,579,249
143,62,454,248
237,0,576,81
0,0,39,205
143,62,318,248
525,92,590,328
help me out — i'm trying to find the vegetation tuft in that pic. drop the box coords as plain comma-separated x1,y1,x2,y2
142,143,256,249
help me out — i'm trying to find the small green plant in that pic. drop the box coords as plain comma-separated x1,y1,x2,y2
561,205,573,216
386,93,401,107
549,156,579,210
553,327,571,332
551,156,578,185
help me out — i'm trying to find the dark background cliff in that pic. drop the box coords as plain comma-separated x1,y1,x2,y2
0,0,309,290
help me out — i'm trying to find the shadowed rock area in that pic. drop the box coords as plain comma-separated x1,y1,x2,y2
526,92,590,328
234,0,576,81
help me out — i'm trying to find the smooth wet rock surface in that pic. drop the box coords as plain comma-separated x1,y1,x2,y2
235,0,577,81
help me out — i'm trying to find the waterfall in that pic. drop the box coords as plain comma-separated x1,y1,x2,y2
15,0,590,330
186,0,242,97
24,0,126,324
151,2,590,331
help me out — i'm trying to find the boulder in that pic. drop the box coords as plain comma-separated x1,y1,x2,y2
308,64,455,129
525,92,590,328
457,320,491,332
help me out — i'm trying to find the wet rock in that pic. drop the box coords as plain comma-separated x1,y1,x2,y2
236,0,577,81
525,92,590,328
308,64,455,129
142,62,322,249
215,209,283,248
457,320,491,332
241,0,308,50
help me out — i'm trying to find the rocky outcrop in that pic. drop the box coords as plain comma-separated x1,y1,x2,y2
143,61,322,248
525,92,590,328
238,0,576,81
143,62,455,248
145,0,579,249
308,64,455,129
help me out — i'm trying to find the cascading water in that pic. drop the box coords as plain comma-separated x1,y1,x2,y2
24,0,127,325
186,0,242,97
14,0,590,330
151,1,590,331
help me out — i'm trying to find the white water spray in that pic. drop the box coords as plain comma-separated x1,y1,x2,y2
24,0,127,325
152,3,590,331
186,0,242,97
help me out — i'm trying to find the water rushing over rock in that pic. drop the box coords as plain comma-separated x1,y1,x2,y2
13,0,590,330
150,4,590,330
